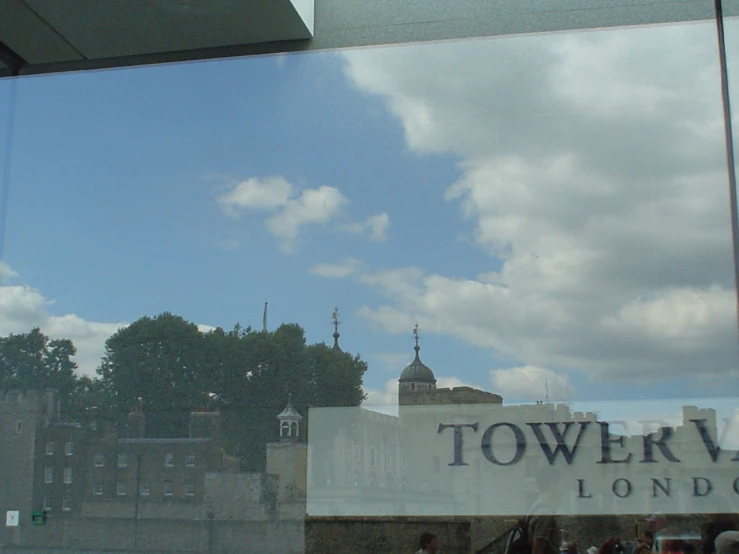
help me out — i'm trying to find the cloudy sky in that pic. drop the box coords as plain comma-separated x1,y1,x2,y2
1,18,738,414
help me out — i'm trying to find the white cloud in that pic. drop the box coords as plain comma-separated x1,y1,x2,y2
0,283,126,378
0,261,18,283
217,176,293,214
363,378,398,408
217,176,349,252
339,23,739,383
490,365,574,402
267,185,347,251
339,212,390,242
217,177,347,251
310,258,362,279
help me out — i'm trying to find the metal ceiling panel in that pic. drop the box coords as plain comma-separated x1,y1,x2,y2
0,0,85,64
23,0,313,60
0,0,735,78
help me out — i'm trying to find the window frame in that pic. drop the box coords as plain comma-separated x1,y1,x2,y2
117,453,128,468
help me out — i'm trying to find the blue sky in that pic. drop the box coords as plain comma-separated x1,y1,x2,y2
1,21,739,410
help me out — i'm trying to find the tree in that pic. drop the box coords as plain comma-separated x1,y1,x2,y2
97,313,368,470
0,328,79,409
211,323,367,470
97,312,209,437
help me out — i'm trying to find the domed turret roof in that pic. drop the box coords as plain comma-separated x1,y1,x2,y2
277,400,302,421
399,344,436,383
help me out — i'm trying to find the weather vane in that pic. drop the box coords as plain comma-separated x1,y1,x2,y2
413,322,420,347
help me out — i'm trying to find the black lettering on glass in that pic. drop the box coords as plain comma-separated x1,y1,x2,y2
691,419,721,462
481,422,526,466
598,422,632,464
527,422,591,466
693,477,713,497
578,479,592,498
437,422,479,466
641,427,681,463
612,478,632,498
651,477,671,497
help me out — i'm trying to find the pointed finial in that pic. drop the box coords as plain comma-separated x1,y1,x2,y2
332,307,342,351
413,323,420,358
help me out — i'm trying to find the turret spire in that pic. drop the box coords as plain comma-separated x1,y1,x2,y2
332,307,342,351
413,322,420,359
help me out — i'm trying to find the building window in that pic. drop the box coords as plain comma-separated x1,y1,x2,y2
44,467,54,484
94,452,104,467
185,454,196,467
64,441,74,456
15,421,22,433
184,483,195,496
45,442,54,455
43,497,52,511
64,467,73,484
164,453,174,467
163,481,174,496
117,453,128,468
93,483,103,496
140,481,150,496
369,448,376,468
62,496,71,512
116,481,127,496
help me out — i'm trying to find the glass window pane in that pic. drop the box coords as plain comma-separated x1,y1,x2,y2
1,1,737,553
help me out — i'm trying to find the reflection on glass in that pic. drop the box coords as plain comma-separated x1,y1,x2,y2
0,9,737,554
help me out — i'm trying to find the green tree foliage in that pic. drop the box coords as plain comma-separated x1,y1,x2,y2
97,312,210,438
211,323,367,470
97,313,367,470
0,328,79,409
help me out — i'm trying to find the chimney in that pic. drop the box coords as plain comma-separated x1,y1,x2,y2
189,409,221,441
44,389,58,426
127,399,146,438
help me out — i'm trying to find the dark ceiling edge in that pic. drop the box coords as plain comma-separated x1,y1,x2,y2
4,38,313,79
0,40,26,76
0,9,729,80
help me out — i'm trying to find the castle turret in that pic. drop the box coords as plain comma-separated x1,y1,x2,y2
398,324,436,405
277,398,302,442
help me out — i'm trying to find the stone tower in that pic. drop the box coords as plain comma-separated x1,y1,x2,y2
266,399,307,511
398,324,437,405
